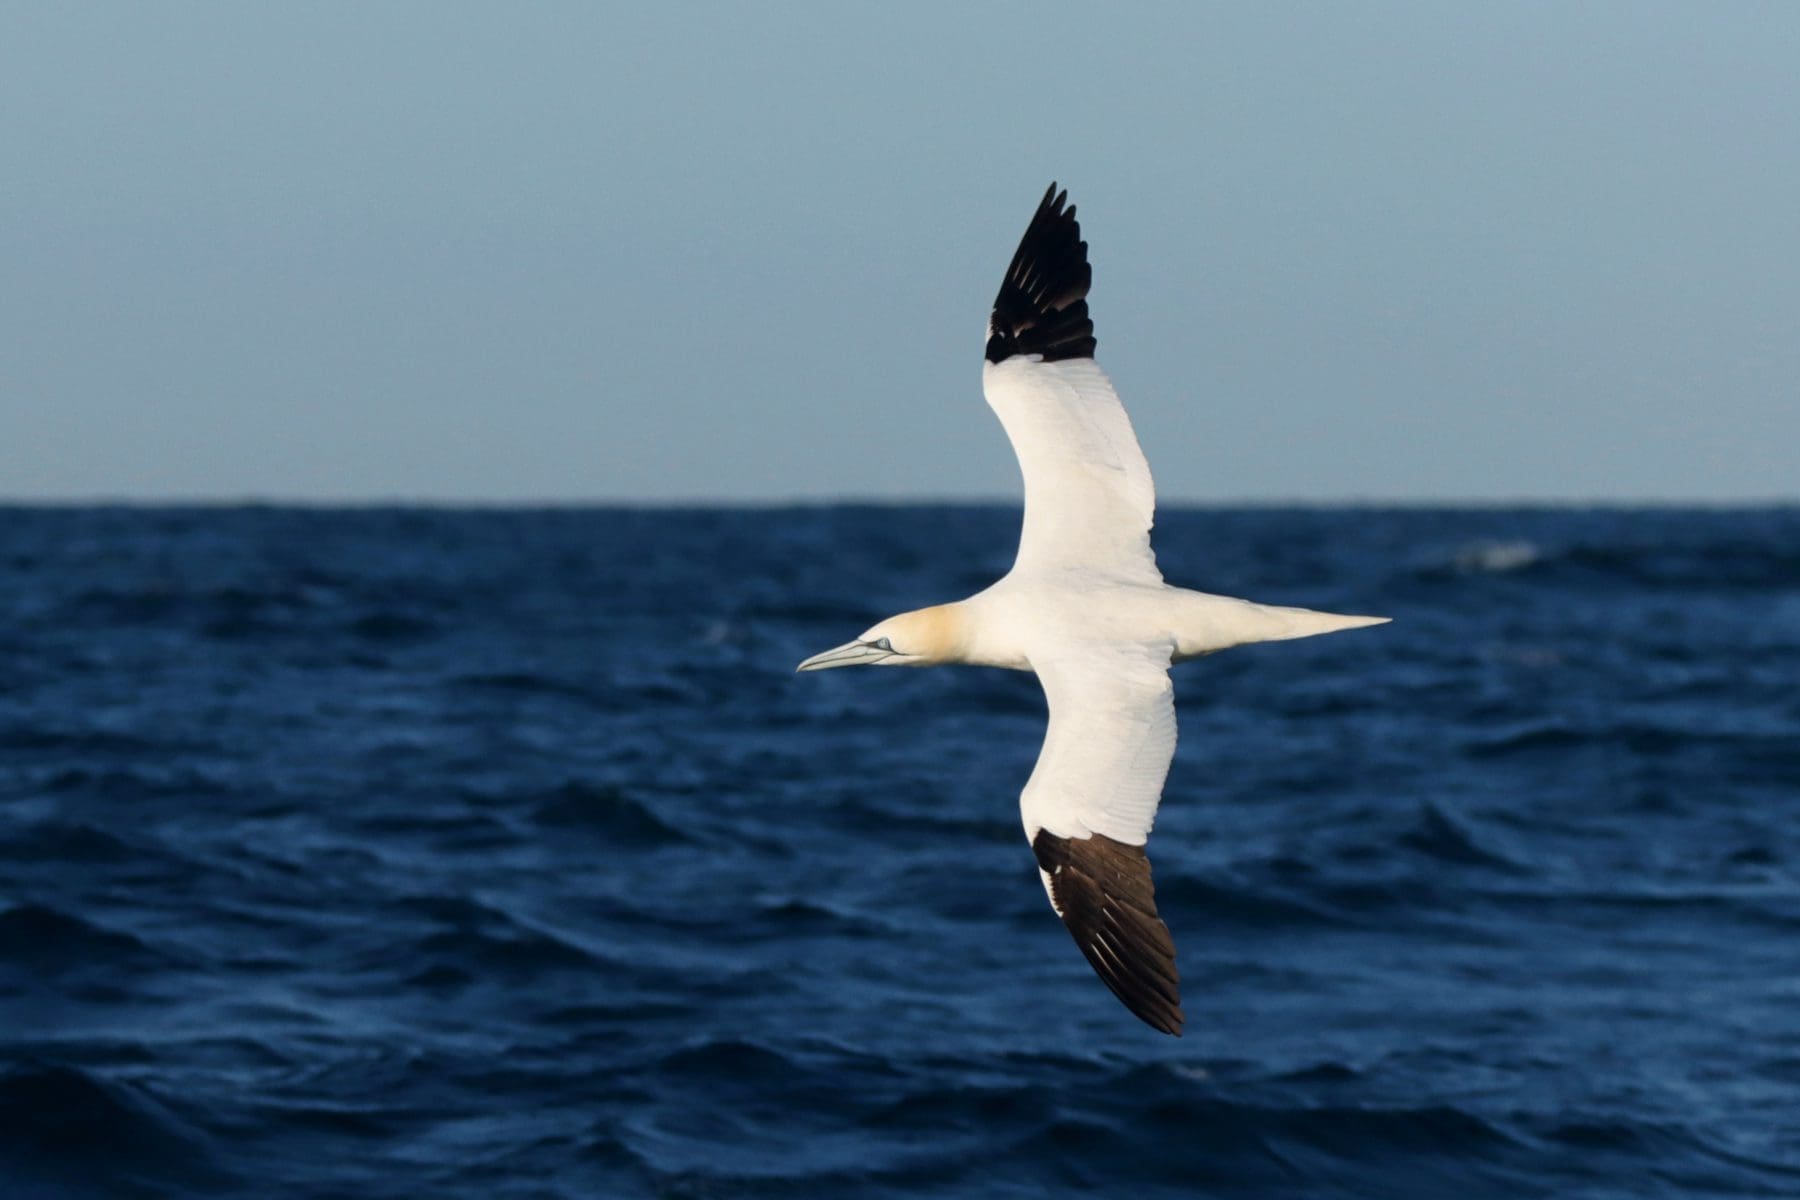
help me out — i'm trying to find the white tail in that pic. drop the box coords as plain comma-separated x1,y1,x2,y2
1250,603,1391,642
1170,591,1390,660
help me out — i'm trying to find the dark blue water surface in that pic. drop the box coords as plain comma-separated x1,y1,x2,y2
2,505,1798,1199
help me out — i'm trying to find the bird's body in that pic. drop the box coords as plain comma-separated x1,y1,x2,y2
799,185,1387,1036
886,575,1377,673
943,574,1382,671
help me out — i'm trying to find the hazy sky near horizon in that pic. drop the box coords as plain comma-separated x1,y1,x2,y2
4,3,1797,502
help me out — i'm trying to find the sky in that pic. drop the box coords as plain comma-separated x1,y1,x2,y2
3,3,1797,503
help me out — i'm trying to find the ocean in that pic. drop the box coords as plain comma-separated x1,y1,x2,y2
1,504,1796,1199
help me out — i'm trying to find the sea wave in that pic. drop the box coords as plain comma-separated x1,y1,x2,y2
2,505,1796,1198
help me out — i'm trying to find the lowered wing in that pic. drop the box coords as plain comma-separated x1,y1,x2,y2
1022,642,1183,1036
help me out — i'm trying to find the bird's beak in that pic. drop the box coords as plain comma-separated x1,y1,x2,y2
796,640,895,672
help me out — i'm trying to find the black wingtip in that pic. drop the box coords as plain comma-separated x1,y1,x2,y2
985,183,1097,365
1033,829,1184,1036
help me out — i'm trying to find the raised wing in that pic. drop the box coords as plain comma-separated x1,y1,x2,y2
983,184,1159,582
1022,643,1182,1035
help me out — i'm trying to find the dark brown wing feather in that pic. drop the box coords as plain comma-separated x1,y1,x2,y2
1032,829,1183,1036
985,182,1097,365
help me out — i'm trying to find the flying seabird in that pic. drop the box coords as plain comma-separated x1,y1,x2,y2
798,184,1388,1036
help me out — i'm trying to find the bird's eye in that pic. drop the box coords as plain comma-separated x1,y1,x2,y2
872,637,894,651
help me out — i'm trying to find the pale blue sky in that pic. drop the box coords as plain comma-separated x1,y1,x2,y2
4,3,1796,501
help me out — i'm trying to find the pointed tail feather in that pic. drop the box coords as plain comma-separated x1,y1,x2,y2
1171,592,1390,659
1255,606,1391,642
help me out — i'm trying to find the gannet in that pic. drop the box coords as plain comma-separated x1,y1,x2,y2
798,184,1388,1036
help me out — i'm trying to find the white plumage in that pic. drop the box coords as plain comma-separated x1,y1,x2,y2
984,355,1160,582
1022,642,1176,848
798,184,1387,1035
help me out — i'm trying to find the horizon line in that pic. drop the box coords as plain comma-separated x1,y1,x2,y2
2,494,1796,511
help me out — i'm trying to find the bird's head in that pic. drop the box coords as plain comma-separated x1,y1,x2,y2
795,604,966,672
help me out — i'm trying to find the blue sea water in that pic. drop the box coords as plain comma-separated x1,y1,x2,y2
1,504,1797,1199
